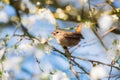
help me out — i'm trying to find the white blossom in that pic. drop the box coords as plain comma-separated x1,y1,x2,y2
90,65,107,80
50,71,69,80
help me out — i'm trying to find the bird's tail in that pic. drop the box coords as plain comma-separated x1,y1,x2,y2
75,23,82,34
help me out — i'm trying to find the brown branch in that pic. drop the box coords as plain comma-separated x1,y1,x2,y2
52,44,120,80
9,0,40,42
105,0,120,19
63,47,80,80
72,25,118,52
108,61,114,80
69,60,80,80
72,59,89,75
52,47,66,57
72,56,120,71
52,46,80,80
34,55,44,72
88,0,93,21
87,0,107,50
92,27,108,50
52,46,89,79
101,27,117,38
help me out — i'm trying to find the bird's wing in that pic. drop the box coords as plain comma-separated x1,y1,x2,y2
64,33,84,39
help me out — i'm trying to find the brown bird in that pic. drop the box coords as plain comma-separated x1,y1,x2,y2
52,23,84,47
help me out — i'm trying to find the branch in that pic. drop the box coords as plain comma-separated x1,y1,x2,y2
108,61,114,80
101,27,117,38
52,47,66,57
63,47,80,80
72,59,89,75
34,55,44,72
72,26,118,52
72,56,120,71
69,59,80,80
9,0,40,42
52,47,89,80
105,0,120,19
88,0,93,21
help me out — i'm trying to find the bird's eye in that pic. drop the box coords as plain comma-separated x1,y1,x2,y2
56,31,59,33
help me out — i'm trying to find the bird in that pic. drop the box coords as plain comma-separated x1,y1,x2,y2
52,23,84,47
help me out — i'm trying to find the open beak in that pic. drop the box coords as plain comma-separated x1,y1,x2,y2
51,32,55,35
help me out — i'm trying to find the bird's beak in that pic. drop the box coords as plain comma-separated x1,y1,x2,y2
51,32,55,35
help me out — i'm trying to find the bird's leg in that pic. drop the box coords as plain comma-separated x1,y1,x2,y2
62,46,71,60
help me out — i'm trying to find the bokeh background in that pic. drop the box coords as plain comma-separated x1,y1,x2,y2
0,0,120,80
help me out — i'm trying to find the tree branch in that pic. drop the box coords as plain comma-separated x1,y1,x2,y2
72,56,120,71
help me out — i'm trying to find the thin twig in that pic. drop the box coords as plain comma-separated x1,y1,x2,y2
72,56,120,71
53,47,120,71
101,27,117,38
88,0,93,20
72,59,89,75
88,0,108,50
53,47,89,75
34,55,44,72
108,61,114,80
9,0,41,42
53,46,80,80
88,0,91,11
52,47,66,57
71,26,118,52
69,58,80,80
64,47,80,80
105,0,120,19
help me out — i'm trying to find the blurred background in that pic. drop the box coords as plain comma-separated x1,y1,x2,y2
0,0,120,80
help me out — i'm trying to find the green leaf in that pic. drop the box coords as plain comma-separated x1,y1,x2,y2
112,39,117,45
0,71,2,78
